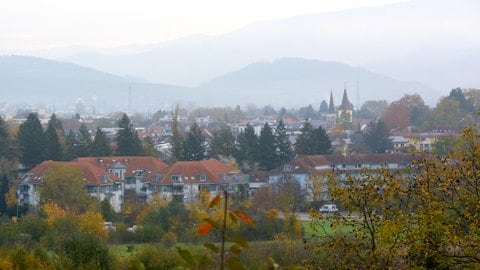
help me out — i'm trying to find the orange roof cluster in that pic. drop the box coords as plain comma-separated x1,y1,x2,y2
20,156,169,186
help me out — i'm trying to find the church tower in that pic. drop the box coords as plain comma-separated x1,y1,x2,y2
338,87,353,123
326,91,337,124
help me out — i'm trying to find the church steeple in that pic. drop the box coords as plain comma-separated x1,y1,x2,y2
328,91,335,114
339,87,353,111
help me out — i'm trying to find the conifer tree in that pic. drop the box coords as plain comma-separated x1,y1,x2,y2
76,123,91,157
91,127,111,157
18,113,46,170
275,120,293,165
183,122,206,161
295,121,331,155
116,113,143,156
364,120,392,153
209,124,236,159
312,125,332,154
295,121,315,155
170,105,184,162
258,123,277,170
0,116,11,158
45,114,63,161
63,130,78,161
236,124,259,171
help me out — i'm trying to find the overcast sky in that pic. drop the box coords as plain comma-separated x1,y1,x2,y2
0,0,409,53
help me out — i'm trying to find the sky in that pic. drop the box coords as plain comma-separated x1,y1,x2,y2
0,0,408,54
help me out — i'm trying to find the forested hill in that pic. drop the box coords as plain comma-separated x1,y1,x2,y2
0,55,192,111
197,58,441,107
0,56,441,111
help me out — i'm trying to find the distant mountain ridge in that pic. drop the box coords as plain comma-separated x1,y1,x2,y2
0,56,440,112
197,58,439,107
0,55,192,112
59,0,480,92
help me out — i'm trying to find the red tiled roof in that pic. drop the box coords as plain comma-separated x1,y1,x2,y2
76,156,168,181
21,160,122,186
20,157,169,187
156,159,230,185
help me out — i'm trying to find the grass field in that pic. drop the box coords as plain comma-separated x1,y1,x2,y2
302,219,353,238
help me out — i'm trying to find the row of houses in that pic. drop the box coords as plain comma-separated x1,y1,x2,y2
16,156,248,212
17,153,415,212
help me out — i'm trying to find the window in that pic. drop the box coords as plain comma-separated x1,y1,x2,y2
135,170,144,177
284,165,293,172
199,174,206,181
126,177,135,185
171,175,181,182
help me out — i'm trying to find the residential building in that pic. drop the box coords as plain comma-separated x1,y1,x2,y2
269,153,416,201
16,156,169,212
390,135,410,153
148,159,248,202
17,160,124,212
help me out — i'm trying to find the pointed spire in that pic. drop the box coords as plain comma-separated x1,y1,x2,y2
328,90,335,114
340,87,353,110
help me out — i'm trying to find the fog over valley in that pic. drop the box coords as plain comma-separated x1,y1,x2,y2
1,0,479,114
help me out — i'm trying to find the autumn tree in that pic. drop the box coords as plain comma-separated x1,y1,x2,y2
39,165,97,213
18,113,46,170
404,127,480,268
320,168,414,269
431,97,464,130
397,94,430,127
311,126,480,269
0,116,11,159
357,100,388,120
381,101,410,131
449,87,474,114
464,88,480,112
0,116,15,215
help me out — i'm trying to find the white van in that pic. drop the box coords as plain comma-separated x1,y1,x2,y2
319,204,339,213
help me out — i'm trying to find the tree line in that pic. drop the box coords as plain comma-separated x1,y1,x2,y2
172,119,332,171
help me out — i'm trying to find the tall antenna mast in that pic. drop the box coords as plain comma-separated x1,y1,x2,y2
356,79,360,110
128,84,132,113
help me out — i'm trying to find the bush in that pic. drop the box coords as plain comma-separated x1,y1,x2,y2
129,245,186,270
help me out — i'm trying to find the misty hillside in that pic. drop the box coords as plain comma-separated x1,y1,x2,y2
62,0,480,92
364,48,480,91
0,55,135,82
197,58,440,107
0,56,442,112
0,55,192,112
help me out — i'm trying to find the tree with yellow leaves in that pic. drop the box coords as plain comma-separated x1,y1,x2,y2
311,125,480,269
39,165,97,214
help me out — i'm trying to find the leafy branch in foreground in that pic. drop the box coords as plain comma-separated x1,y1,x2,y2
177,190,254,270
